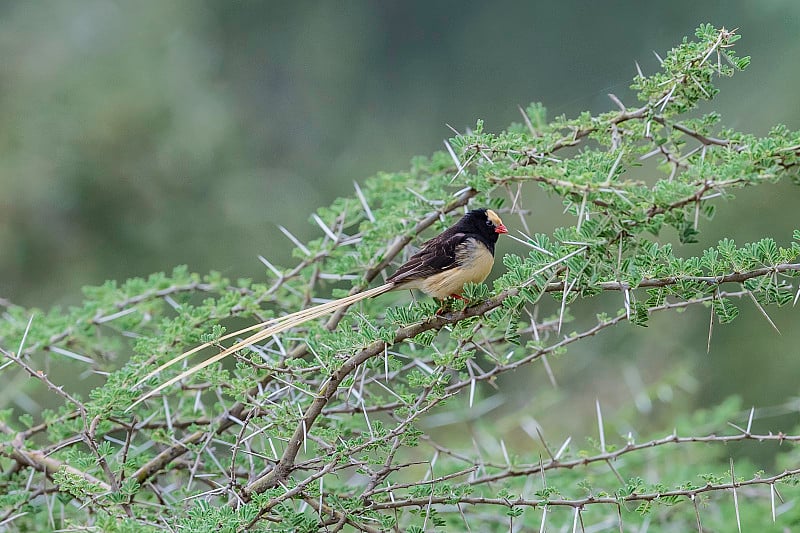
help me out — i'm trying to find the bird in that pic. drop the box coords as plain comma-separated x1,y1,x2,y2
128,208,507,410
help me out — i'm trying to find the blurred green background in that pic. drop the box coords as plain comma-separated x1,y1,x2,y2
2,2,799,461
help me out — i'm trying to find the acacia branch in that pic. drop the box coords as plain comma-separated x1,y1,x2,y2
130,196,479,488
468,430,800,487
366,466,800,512
547,262,800,292
241,259,798,496
1,437,112,493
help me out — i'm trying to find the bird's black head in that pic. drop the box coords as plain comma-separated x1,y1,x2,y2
456,208,508,251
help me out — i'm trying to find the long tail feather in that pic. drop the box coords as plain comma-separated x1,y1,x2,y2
127,283,394,411
132,319,284,390
131,292,362,390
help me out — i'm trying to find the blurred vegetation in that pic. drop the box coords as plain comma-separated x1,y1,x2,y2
2,21,800,530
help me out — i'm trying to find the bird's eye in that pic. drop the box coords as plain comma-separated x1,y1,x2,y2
485,219,493,226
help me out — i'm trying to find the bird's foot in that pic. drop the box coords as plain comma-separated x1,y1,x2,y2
435,294,467,315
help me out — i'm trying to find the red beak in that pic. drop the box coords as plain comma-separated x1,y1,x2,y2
495,224,508,234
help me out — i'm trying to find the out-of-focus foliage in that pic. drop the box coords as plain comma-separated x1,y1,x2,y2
1,25,799,531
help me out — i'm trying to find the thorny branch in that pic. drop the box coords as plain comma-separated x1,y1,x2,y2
365,466,800,512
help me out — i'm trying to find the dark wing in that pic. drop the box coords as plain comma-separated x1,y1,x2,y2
387,231,467,284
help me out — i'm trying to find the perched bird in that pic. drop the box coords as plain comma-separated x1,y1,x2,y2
129,208,507,409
